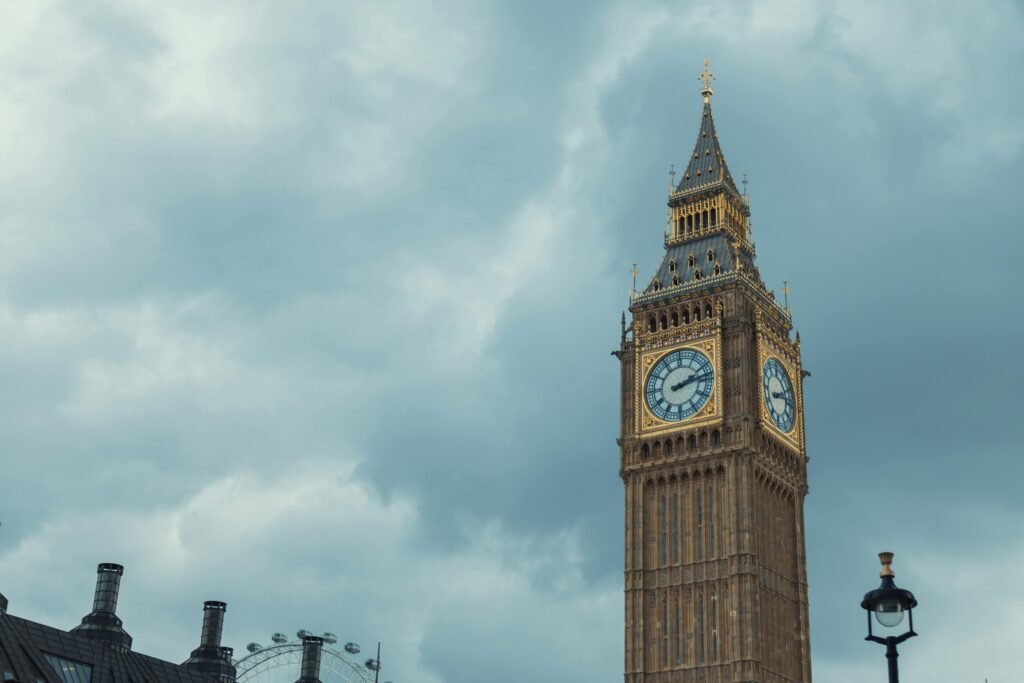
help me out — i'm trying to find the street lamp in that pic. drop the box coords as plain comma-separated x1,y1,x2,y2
861,552,918,683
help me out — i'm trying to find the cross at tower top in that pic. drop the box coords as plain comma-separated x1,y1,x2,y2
699,57,715,103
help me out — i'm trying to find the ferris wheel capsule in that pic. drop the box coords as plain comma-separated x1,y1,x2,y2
322,632,338,644
297,629,312,639
271,632,288,644
246,643,262,653
344,642,361,654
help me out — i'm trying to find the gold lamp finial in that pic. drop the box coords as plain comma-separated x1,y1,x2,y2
699,57,715,103
879,552,895,578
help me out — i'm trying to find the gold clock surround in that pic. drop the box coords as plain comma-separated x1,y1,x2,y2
637,332,723,435
757,329,804,449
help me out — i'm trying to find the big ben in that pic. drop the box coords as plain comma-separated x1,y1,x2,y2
615,62,812,682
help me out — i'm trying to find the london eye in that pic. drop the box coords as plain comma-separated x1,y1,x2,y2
234,631,392,683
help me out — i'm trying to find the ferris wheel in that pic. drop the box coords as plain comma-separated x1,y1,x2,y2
234,631,393,683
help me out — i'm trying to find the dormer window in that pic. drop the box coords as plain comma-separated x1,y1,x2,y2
694,268,702,280
669,259,677,273
688,254,695,268
714,263,722,276
707,250,714,262
672,274,680,286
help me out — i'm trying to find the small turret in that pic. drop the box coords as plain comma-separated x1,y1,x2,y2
183,601,237,681
70,563,133,651
295,636,324,683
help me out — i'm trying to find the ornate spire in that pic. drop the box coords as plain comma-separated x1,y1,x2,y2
699,57,715,104
674,63,739,197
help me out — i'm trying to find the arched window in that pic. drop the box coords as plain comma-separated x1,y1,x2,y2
707,250,714,262
714,263,722,276
700,432,709,447
694,269,702,280
648,316,656,332
660,314,668,331
687,214,693,233
668,259,677,272
702,210,708,227
641,443,650,458
705,303,713,318
653,280,661,291
671,310,679,326
698,595,706,663
711,593,719,661
712,430,721,446
694,306,702,321
682,308,691,324
710,208,717,225
672,274,680,286
666,439,674,454
688,434,697,449
688,253,695,268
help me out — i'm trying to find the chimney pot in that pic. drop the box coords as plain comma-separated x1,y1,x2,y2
201,601,227,647
93,563,124,613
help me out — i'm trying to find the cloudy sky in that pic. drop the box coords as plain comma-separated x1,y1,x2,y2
1,1,1022,681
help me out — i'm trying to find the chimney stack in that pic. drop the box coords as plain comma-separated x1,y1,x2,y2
184,601,237,682
69,563,133,651
295,636,324,683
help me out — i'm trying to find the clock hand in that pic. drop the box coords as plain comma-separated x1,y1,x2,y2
671,372,712,392
771,391,790,400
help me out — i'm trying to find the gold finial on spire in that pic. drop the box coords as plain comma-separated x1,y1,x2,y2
699,57,715,104
630,263,639,292
782,280,791,314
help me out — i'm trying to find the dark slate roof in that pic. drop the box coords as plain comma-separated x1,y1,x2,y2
0,612,210,683
643,233,755,294
675,103,740,197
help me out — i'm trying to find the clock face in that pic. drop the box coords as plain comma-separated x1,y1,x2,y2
645,348,715,422
762,358,795,432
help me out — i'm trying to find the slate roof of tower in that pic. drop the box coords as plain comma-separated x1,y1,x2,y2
643,234,756,295
0,611,211,683
675,103,740,197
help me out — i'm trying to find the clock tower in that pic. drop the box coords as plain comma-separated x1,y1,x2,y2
615,62,812,682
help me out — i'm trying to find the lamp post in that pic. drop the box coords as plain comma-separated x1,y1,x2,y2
861,552,918,683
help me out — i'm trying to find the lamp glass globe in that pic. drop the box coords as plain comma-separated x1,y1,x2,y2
874,601,905,628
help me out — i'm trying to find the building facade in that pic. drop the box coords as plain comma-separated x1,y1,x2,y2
615,64,811,682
